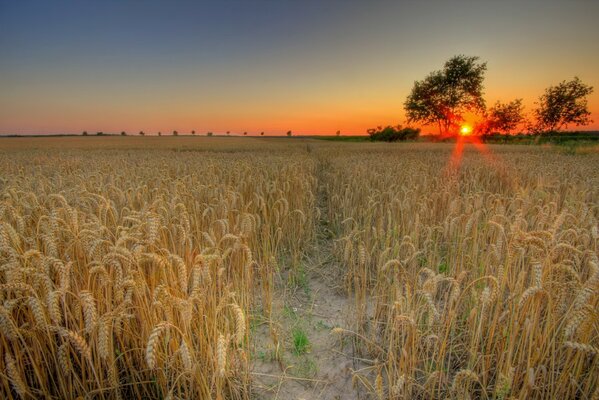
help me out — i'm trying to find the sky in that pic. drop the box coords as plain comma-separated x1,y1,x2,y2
1,0,598,135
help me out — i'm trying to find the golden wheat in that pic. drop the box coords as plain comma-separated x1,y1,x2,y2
0,138,597,399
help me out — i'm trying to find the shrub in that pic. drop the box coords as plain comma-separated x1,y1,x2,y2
367,125,420,142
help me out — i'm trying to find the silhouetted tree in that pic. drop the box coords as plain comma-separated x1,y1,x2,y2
82,131,88,136
96,132,103,136
260,131,265,136
207,131,213,137
121,131,127,136
226,131,230,136
139,130,145,136
404,55,487,135
243,131,247,136
336,130,341,137
481,99,525,134
287,130,292,137
158,131,162,136
531,77,593,132
173,130,178,136
191,130,196,135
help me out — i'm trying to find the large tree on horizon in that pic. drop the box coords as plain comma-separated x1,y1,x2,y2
404,55,487,135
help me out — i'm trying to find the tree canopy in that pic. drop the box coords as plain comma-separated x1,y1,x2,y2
481,99,525,134
532,77,593,132
404,55,487,135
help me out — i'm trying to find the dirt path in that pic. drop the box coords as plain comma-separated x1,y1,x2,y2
250,158,364,399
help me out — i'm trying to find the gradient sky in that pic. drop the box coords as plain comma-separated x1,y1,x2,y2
1,0,598,135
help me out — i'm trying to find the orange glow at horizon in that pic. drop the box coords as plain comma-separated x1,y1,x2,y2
1,62,598,135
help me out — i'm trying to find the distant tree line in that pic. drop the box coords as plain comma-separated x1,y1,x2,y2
79,130,292,137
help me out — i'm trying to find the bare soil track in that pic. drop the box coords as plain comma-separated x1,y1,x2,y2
251,158,367,400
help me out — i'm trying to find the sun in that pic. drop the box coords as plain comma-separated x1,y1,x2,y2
459,125,472,136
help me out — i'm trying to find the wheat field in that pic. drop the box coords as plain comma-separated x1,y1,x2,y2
0,137,597,399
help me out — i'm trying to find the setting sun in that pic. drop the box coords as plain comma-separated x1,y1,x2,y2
460,125,473,135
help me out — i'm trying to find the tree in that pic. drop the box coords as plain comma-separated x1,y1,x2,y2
191,130,196,135
404,55,487,135
243,131,247,136
121,131,127,136
158,131,162,136
336,130,341,137
139,130,145,136
287,130,292,137
173,130,178,136
82,131,88,136
226,131,230,136
481,99,525,134
532,77,593,132
96,132,103,136
207,131,213,137
260,131,265,136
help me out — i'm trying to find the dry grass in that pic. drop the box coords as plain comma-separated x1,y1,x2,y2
0,137,597,399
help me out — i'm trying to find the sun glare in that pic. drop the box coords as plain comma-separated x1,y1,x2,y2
460,125,472,136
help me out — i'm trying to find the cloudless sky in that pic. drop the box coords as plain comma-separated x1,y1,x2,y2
1,0,598,135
